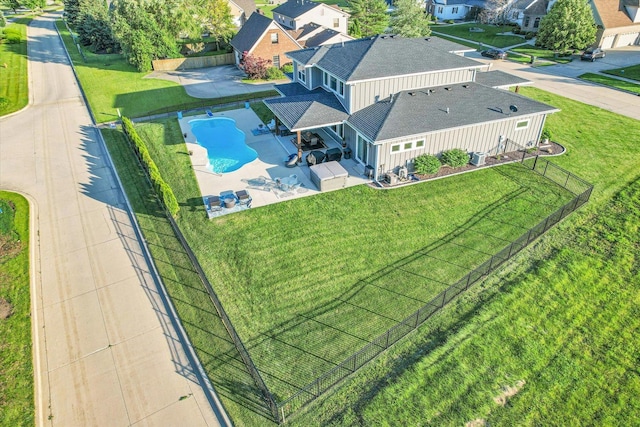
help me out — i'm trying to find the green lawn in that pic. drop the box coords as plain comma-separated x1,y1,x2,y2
102,86,640,425
55,21,278,122
578,72,640,95
601,63,640,82
0,192,33,426
131,118,575,403
510,46,574,64
432,24,525,48
0,18,30,116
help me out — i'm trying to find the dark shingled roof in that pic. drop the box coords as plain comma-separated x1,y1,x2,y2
272,0,319,18
347,82,558,142
421,36,476,53
287,35,484,82
474,70,532,88
264,85,348,130
523,0,547,16
229,13,273,53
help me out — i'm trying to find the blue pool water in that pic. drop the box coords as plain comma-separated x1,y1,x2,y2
189,117,258,173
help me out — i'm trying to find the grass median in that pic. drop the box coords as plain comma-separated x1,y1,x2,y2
0,18,30,116
0,192,32,426
578,72,640,95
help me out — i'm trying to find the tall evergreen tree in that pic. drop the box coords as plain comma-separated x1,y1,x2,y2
390,0,431,38
536,0,597,53
348,0,389,38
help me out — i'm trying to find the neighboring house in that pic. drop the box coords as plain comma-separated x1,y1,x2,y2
510,0,547,32
591,0,640,48
272,0,349,34
264,35,557,181
228,0,257,27
426,0,487,21
229,12,353,68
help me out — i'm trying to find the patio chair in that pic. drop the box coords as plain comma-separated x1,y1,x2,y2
236,190,252,207
208,195,222,212
306,150,325,166
267,119,276,131
206,109,214,117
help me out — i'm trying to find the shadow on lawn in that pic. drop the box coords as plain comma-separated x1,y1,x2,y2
243,182,560,403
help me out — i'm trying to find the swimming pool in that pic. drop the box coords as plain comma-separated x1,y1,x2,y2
189,117,258,173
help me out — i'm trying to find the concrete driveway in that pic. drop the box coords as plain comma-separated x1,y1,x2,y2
467,46,640,121
147,65,277,98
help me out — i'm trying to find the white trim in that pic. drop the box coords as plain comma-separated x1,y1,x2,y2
390,138,425,154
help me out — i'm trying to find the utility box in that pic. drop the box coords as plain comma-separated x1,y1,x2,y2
470,152,487,166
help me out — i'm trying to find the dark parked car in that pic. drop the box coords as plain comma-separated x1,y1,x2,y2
581,47,605,61
481,48,507,60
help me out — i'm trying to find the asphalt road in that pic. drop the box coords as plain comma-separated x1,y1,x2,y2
470,47,640,121
0,13,229,427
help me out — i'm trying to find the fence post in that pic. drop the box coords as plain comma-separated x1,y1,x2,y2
543,160,549,177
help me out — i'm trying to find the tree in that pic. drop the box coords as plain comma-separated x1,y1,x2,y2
536,0,597,53
0,12,6,27
111,0,183,71
348,0,389,38
1,0,21,14
198,0,235,50
390,0,431,38
478,0,512,24
76,0,118,52
239,51,271,80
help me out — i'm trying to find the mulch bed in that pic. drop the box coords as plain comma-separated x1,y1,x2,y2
374,141,565,188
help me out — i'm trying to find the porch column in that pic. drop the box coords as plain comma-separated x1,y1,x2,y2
296,130,302,163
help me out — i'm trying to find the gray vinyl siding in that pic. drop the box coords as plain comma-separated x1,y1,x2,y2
310,67,323,89
350,69,476,112
376,114,546,175
343,123,357,153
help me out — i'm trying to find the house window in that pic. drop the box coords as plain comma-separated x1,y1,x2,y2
298,68,306,83
404,142,412,150
524,16,530,27
533,17,540,28
339,81,344,96
333,18,339,28
516,119,529,129
330,76,337,91
512,11,518,19
452,6,458,13
416,140,425,148
271,33,278,44
437,6,443,13
273,55,280,68
391,144,401,153
323,72,328,86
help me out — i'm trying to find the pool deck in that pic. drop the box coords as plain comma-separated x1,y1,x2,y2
178,108,371,214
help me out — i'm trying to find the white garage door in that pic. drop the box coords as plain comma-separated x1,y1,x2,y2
601,35,615,49
614,32,640,47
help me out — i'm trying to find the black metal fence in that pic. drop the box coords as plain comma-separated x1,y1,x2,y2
274,157,593,422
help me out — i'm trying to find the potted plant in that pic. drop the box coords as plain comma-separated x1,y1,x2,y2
541,128,552,144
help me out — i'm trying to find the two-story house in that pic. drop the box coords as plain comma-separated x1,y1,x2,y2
272,0,349,34
264,35,558,181
426,0,487,21
230,12,353,68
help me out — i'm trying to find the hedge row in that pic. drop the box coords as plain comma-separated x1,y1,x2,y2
121,117,180,217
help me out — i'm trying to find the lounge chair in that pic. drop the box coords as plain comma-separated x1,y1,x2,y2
267,119,276,131
285,153,298,168
206,109,214,117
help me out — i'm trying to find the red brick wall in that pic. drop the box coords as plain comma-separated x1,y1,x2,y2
253,28,299,67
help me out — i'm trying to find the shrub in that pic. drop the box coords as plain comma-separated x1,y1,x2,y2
524,32,535,40
414,154,441,175
3,27,21,43
541,127,552,142
240,51,271,80
281,63,293,74
441,149,470,168
446,19,455,24
266,66,285,80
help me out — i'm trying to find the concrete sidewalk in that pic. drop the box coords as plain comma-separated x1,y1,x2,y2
0,13,230,427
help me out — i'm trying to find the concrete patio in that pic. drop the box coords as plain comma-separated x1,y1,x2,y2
177,108,371,215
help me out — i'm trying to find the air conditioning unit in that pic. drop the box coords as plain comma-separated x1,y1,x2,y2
470,152,486,166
